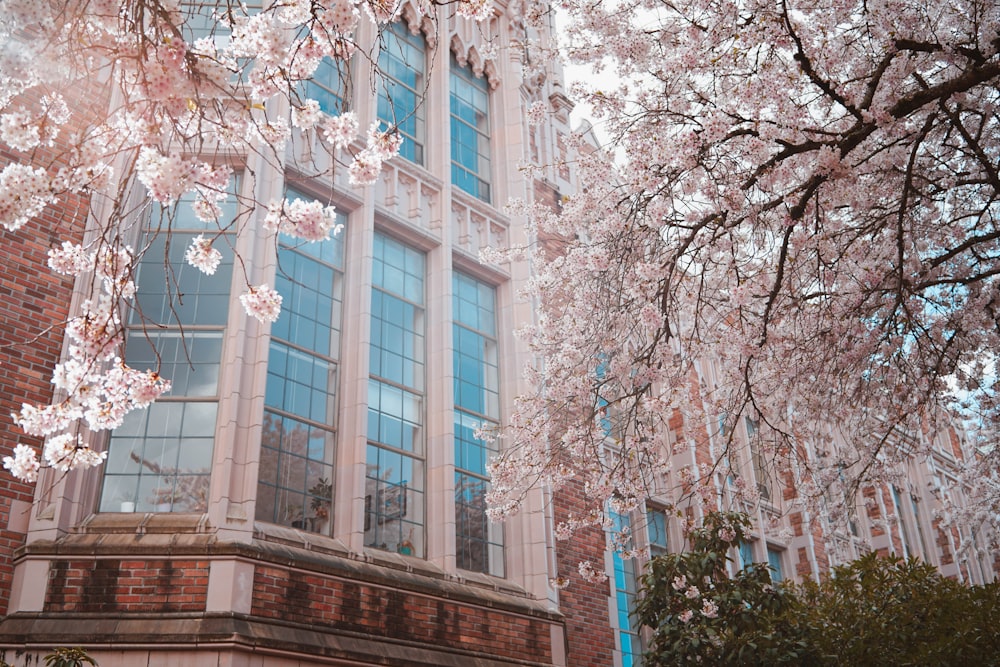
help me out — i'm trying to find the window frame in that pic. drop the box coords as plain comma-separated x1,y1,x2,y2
99,188,240,514
364,232,428,558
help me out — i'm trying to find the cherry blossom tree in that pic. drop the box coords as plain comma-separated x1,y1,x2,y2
0,0,489,481
488,0,1000,547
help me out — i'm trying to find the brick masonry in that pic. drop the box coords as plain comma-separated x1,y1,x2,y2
251,565,553,663
44,559,210,613
0,79,105,615
1,534,561,666
552,477,616,667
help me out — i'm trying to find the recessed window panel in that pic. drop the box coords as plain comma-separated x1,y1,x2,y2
450,58,491,202
452,272,502,575
255,200,346,536
367,233,426,556
101,186,239,514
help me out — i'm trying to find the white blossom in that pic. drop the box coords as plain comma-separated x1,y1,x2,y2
43,433,106,472
577,560,608,584
48,241,94,276
263,198,341,243
348,148,382,186
292,99,322,130
135,148,201,204
240,283,282,323
184,234,223,275
321,112,358,150
2,444,39,482
0,163,52,231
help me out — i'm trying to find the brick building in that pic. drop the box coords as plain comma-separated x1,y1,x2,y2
0,2,996,667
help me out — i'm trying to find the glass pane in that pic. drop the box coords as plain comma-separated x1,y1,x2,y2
767,548,784,582
256,410,336,535
132,232,234,326
365,444,424,556
265,341,337,425
368,380,422,454
102,402,216,513
305,57,349,114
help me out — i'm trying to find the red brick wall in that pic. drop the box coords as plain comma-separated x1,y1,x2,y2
553,478,616,667
251,565,553,663
0,181,85,616
44,559,209,613
0,80,106,615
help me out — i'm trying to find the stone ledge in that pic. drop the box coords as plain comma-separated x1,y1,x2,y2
0,613,555,667
15,535,562,622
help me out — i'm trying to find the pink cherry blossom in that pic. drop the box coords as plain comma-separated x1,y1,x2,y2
135,148,202,204
366,123,403,160
264,198,342,243
43,433,107,472
2,444,39,482
0,163,52,231
348,148,383,186
48,242,94,276
292,99,323,130
577,560,608,584
184,235,223,275
490,0,1000,557
240,284,283,324
322,112,359,150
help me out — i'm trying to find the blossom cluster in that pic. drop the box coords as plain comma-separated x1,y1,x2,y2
0,163,53,232
5,243,170,482
263,198,342,243
240,284,283,324
184,235,223,275
348,123,404,185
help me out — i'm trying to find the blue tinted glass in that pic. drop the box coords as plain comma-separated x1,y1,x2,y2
450,58,491,201
377,24,425,164
306,57,348,113
768,548,784,582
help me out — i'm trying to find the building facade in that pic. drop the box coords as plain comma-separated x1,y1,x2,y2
0,2,578,665
0,2,996,667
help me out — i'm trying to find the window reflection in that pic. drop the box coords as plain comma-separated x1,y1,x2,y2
450,57,491,202
377,23,426,164
453,272,503,575
255,194,345,536
366,233,425,556
100,188,237,513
